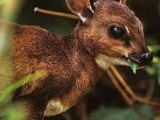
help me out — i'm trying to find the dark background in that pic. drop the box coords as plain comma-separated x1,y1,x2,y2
16,0,160,39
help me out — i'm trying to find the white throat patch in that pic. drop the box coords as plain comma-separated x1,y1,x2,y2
95,54,128,70
44,99,69,117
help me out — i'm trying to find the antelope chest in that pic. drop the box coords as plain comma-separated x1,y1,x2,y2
44,99,69,116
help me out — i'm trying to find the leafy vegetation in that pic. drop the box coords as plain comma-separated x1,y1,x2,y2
128,60,138,74
0,1,47,120
0,71,47,120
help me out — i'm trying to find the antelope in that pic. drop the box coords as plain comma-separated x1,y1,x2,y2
0,0,153,119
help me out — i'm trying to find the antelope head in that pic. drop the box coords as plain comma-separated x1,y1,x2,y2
66,0,153,71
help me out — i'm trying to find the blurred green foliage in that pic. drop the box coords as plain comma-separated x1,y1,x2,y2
0,71,47,104
0,1,47,120
0,0,6,5
0,71,47,120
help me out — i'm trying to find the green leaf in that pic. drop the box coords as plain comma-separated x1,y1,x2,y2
148,45,160,53
128,59,138,74
0,0,7,5
2,103,27,120
0,71,47,104
155,63,160,85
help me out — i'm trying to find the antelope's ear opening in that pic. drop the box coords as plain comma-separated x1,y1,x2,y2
66,0,94,23
115,0,126,4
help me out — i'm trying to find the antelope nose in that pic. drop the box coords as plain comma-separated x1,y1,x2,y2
140,52,153,65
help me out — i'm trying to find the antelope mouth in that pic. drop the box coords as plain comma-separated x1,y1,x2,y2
125,57,145,69
125,52,153,70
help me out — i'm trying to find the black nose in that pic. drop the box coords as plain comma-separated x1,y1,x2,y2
140,52,153,65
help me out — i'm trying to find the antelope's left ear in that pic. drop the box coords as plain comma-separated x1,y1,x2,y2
118,0,126,4
66,0,94,23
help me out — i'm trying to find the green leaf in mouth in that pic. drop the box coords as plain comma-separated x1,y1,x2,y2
128,59,138,74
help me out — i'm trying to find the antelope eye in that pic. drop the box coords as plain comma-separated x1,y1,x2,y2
108,25,127,39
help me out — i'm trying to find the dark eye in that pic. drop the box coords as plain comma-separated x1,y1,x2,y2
108,25,127,39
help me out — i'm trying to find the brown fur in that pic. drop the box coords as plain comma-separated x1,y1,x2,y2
0,0,151,119
9,22,101,119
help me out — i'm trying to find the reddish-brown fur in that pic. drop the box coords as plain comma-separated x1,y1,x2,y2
0,0,151,119
10,22,102,119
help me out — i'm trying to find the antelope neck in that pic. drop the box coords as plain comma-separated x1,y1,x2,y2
45,34,103,116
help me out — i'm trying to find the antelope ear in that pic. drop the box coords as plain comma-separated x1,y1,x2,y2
119,0,126,4
66,0,94,23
